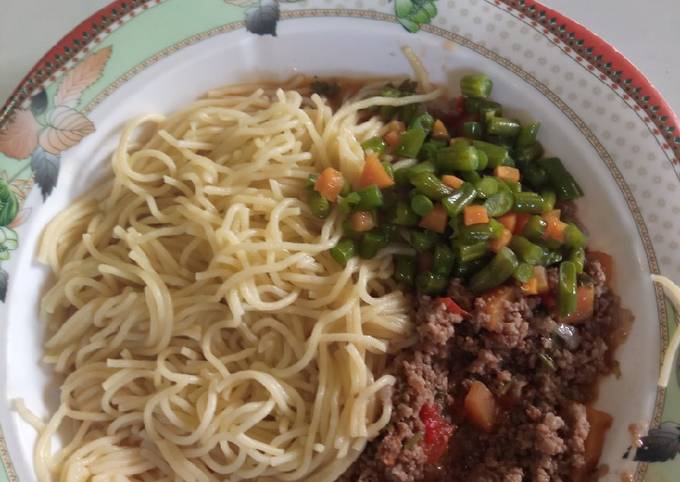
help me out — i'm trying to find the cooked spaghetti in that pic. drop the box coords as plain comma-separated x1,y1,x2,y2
32,80,439,482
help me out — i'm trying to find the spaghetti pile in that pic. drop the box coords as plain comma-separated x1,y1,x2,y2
32,79,439,481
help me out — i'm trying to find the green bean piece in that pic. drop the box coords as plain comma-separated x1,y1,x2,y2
410,229,439,252
396,127,427,158
450,137,472,148
464,97,502,116
433,244,455,277
489,218,505,239
459,224,494,244
512,262,535,283
309,191,331,218
442,183,478,217
399,103,424,126
378,87,402,119
435,145,480,172
361,136,387,155
538,353,557,371
410,172,454,200
476,149,489,171
392,201,419,226
520,163,548,190
379,223,399,242
472,140,509,168
559,261,578,317
541,248,564,266
513,191,545,213
501,156,516,167
330,238,356,266
469,247,519,293
463,121,483,139
411,194,435,216
359,231,389,259
454,241,490,263
394,255,417,285
564,223,587,248
307,174,319,189
418,139,446,162
406,160,436,180
474,176,500,199
514,142,544,163
515,122,541,148
356,185,384,210
504,180,522,194
410,112,435,133
522,215,548,240
417,271,448,294
452,257,487,279
460,74,493,98
509,236,545,265
460,171,482,184
570,247,586,274
540,190,557,213
487,117,521,138
484,190,514,217
537,157,584,201
448,215,461,238
337,192,361,215
394,167,411,186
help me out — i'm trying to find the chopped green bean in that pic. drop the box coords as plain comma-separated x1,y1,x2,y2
361,136,387,154
509,236,545,265
538,157,584,201
484,189,514,217
514,142,544,163
476,149,489,171
330,239,356,266
504,180,522,194
570,247,586,274
410,229,439,252
521,163,548,189
394,255,417,285
513,262,535,283
356,185,384,210
564,223,587,248
460,171,482,184
460,74,493,98
418,139,446,162
433,244,455,277
410,172,454,200
406,160,436,180
513,191,545,213
522,215,548,240
541,248,564,266
359,231,389,259
454,241,489,263
411,194,435,216
464,97,502,116
417,271,448,294
459,224,494,244
474,176,500,199
452,257,487,278
487,117,521,138
469,247,519,293
307,174,319,189
391,201,419,226
540,190,556,213
463,121,483,139
435,145,480,172
489,218,505,239
472,140,509,168
442,183,478,216
515,122,541,148
337,192,361,215
309,191,331,218
410,112,435,133
396,127,427,158
559,261,578,317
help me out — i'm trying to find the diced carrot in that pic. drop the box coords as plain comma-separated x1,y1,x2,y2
432,119,449,140
463,205,489,226
350,211,374,232
514,212,531,235
497,212,517,232
387,120,406,134
383,131,400,150
521,277,539,295
435,297,471,318
494,165,520,182
464,381,497,432
359,153,395,188
488,228,512,253
584,407,613,470
419,204,448,233
561,285,595,324
314,167,344,202
543,209,567,243
479,286,515,331
588,250,613,283
442,174,464,189
534,266,549,294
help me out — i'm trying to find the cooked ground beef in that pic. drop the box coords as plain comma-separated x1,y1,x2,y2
341,255,622,482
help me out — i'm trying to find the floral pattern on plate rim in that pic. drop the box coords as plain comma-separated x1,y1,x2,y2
0,0,677,480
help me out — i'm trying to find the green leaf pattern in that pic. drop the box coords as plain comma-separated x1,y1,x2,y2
395,0,438,33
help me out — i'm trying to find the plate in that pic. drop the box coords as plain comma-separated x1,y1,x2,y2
0,1,678,480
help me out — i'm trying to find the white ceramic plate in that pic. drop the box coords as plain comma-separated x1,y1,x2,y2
0,1,678,480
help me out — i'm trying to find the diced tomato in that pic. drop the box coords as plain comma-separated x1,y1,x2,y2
514,212,531,235
435,297,471,318
420,404,454,464
497,212,517,232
